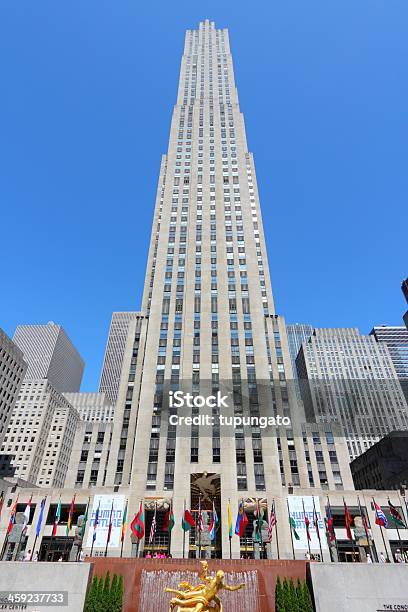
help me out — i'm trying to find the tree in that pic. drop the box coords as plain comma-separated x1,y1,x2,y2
84,576,98,612
296,579,305,612
303,581,314,612
117,575,124,612
282,578,290,611
110,573,118,610
275,576,284,612
289,578,299,612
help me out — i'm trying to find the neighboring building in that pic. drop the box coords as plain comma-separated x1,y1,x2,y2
296,328,408,461
99,312,139,404
350,430,408,490
1,380,79,487
13,322,84,392
370,326,408,402
402,278,408,330
63,392,114,422
64,420,113,489
0,328,27,448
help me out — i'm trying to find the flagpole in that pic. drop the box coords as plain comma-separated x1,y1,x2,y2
326,496,339,562
286,498,295,560
273,500,280,559
312,496,323,562
167,500,172,557
257,498,264,560
183,499,186,559
105,500,114,557
302,498,311,557
198,495,202,559
373,497,390,562
397,491,407,560
77,497,90,561
388,496,403,558
357,496,373,561
228,498,232,560
343,497,357,562
120,499,127,558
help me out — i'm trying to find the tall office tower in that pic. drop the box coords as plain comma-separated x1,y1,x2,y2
65,420,113,489
107,21,353,558
296,328,408,461
13,322,84,393
0,328,27,448
370,326,408,402
63,392,114,422
1,380,79,486
99,312,139,404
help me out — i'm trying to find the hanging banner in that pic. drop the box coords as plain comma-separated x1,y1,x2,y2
287,496,327,551
86,494,125,549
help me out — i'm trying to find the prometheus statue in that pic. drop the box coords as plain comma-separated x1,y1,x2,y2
164,561,245,611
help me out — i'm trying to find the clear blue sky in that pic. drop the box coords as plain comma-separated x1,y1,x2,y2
1,1,407,391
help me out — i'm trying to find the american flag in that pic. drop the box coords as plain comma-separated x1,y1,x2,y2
149,506,157,544
197,498,204,533
267,501,277,542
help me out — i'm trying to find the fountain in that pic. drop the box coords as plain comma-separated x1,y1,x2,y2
139,565,260,611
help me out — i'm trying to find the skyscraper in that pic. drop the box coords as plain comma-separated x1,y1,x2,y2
13,322,84,393
370,326,408,402
99,312,139,405
296,328,408,460
107,21,353,558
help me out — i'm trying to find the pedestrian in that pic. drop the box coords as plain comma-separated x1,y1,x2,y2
366,553,373,563
33,551,39,562
395,549,405,563
24,550,31,562
379,552,386,563
58,555,63,562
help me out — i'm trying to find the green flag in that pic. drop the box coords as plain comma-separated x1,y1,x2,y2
289,516,300,540
81,500,89,539
163,507,175,532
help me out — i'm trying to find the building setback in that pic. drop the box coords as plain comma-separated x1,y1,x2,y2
13,322,84,393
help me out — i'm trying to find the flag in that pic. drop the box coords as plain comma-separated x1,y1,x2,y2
80,499,90,539
344,500,353,540
388,500,405,528
227,500,233,539
130,501,145,540
267,501,277,542
313,508,321,541
235,500,248,537
208,501,218,541
163,503,175,532
121,500,128,543
7,497,19,535
325,505,335,542
66,495,76,536
197,498,204,533
305,514,311,541
149,506,157,545
52,499,61,537
289,516,300,541
254,500,263,543
93,501,101,542
36,498,46,537
106,501,114,545
23,496,32,525
182,509,195,531
374,500,388,528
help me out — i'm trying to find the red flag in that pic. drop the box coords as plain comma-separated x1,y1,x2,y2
130,502,145,540
313,509,321,541
344,501,353,540
106,501,114,544
305,514,311,541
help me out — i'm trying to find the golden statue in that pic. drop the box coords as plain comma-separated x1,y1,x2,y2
165,561,245,612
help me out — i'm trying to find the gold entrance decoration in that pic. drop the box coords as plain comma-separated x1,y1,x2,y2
164,561,245,611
